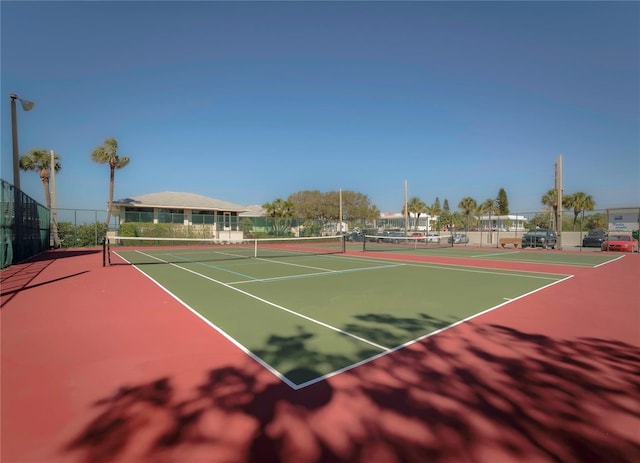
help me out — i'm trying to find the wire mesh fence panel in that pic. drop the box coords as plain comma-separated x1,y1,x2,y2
55,208,112,247
0,179,49,267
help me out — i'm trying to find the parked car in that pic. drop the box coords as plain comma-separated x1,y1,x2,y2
426,233,441,244
601,234,638,252
448,233,469,244
383,232,406,244
338,231,363,242
582,229,607,248
521,229,557,249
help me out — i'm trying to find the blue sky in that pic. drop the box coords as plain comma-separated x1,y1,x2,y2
2,1,638,214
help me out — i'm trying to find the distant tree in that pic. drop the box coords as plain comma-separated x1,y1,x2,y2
287,190,379,221
439,199,451,230
497,188,509,214
481,198,499,229
584,212,606,231
91,138,130,228
458,197,477,233
433,197,441,215
530,213,552,229
564,192,595,230
20,149,62,247
403,196,427,231
241,218,254,236
541,188,559,231
263,198,294,236
287,190,326,219
451,211,466,230
332,190,379,221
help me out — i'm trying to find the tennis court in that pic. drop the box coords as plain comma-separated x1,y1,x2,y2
3,241,638,463
112,239,572,388
350,238,617,267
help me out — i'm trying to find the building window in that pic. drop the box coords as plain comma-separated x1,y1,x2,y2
125,207,154,223
158,209,184,224
192,210,215,225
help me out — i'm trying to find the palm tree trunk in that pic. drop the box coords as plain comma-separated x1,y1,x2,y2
105,165,115,228
40,173,60,247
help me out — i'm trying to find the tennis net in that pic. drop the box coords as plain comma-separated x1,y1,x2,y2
361,233,453,252
104,235,346,266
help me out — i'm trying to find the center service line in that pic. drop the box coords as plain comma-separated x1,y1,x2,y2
136,250,391,352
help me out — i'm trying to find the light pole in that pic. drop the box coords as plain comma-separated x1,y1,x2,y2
10,93,35,190
10,93,34,263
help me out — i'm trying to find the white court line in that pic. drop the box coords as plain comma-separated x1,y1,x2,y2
133,250,391,354
254,257,339,272
118,249,574,390
293,274,575,389
115,251,302,389
339,253,569,279
472,250,520,258
594,254,625,268
229,263,405,285
468,250,609,267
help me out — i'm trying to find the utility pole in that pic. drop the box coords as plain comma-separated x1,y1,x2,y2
555,154,563,250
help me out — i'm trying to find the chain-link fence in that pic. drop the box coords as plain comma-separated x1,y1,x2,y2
3,198,637,268
54,208,118,248
49,208,640,243
1,179,50,268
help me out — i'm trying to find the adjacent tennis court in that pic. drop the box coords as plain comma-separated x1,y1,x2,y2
349,238,617,267
112,239,573,388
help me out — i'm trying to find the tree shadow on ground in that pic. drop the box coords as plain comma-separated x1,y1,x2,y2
64,320,640,463
1,251,94,308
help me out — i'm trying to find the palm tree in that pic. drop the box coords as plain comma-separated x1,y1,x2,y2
91,138,130,228
423,204,436,232
429,198,442,231
403,196,427,232
541,188,558,230
564,192,595,230
19,149,61,246
482,198,499,243
263,198,294,236
458,197,477,233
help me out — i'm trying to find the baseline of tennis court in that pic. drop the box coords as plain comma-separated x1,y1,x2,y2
348,241,620,267
115,248,571,388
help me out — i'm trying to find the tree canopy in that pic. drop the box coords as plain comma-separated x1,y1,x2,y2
564,192,595,230
497,188,509,214
286,189,379,221
91,137,130,227
403,196,427,231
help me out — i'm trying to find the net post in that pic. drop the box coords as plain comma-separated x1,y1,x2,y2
102,236,107,267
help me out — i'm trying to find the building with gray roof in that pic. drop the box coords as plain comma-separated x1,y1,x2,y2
111,192,249,240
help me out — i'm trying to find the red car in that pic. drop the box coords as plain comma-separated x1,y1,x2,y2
601,233,639,252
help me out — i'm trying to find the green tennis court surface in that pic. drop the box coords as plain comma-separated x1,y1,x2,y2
350,242,619,267
116,249,570,388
